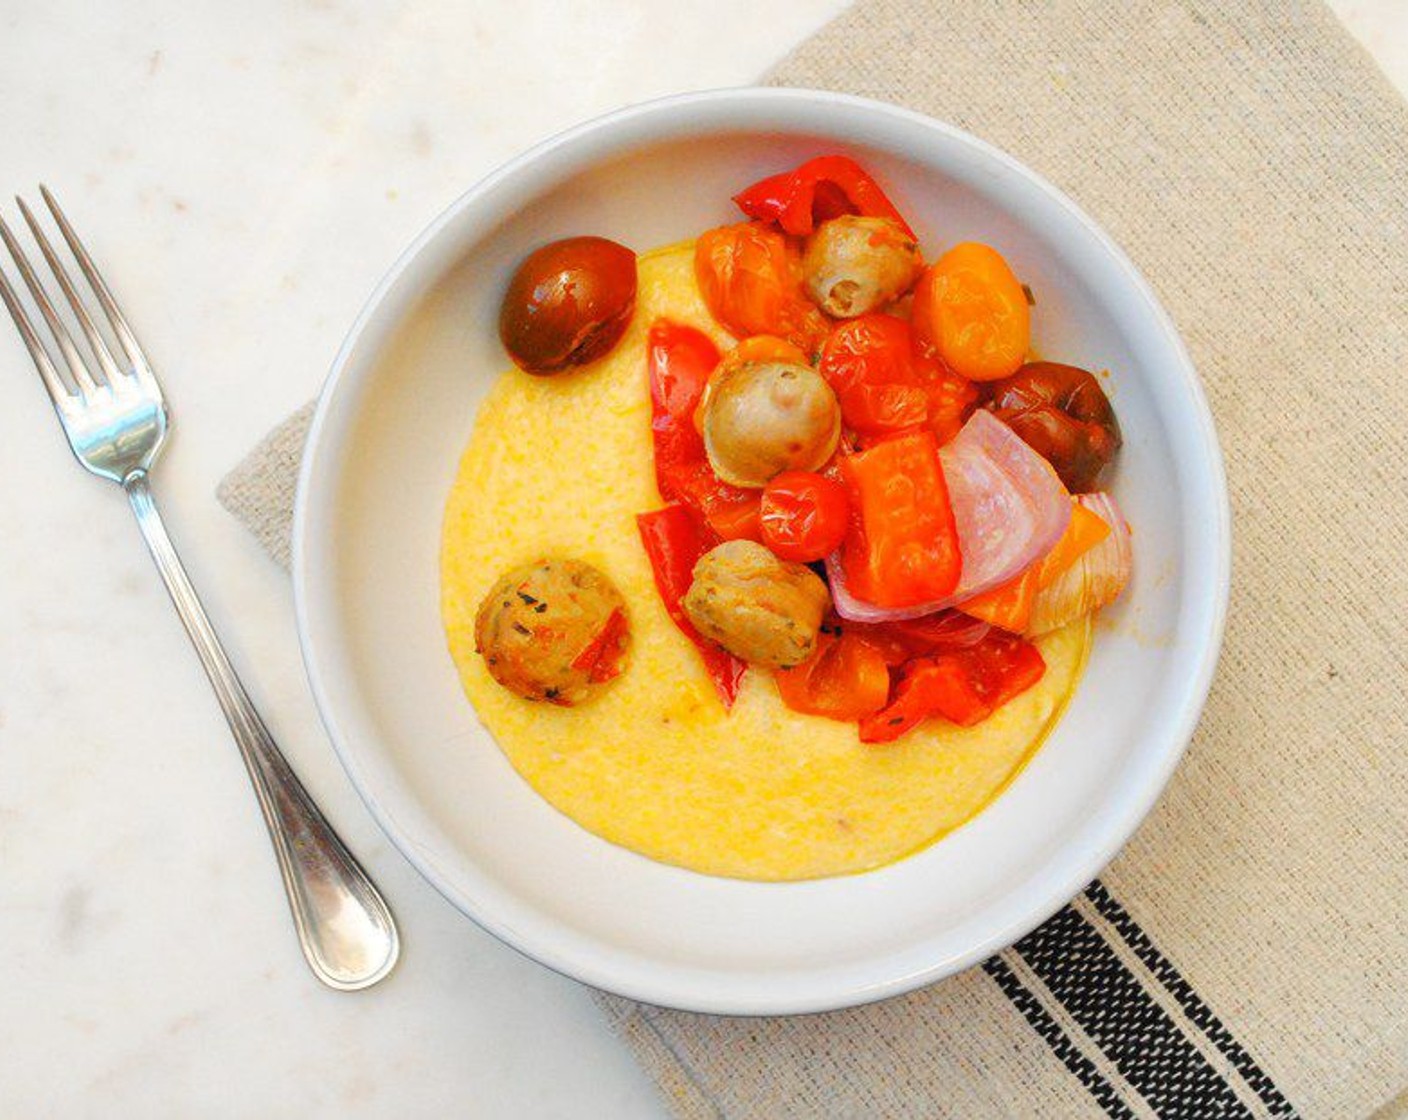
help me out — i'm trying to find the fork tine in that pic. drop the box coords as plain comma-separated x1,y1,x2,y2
17,197,127,386
0,212,100,397
0,259,75,409
40,186,152,376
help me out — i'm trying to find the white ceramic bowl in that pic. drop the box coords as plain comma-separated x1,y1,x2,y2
293,88,1229,1014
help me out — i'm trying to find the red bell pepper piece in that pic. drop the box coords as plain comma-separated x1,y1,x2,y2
636,504,747,707
858,630,1046,743
647,320,763,541
647,319,717,504
733,155,916,240
569,607,629,684
844,610,992,666
838,431,962,609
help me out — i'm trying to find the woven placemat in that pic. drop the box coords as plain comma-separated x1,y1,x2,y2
219,2,1408,1115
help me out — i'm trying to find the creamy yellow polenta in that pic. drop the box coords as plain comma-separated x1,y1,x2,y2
440,243,1089,881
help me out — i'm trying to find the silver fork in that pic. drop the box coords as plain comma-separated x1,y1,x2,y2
0,188,399,991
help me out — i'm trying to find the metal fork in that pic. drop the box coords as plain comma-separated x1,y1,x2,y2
0,188,399,990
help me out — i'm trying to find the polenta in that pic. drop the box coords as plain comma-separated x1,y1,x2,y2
441,244,1090,881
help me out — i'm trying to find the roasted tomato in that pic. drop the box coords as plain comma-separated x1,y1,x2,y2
984,361,1122,492
819,313,976,445
499,237,636,373
775,630,890,722
694,221,830,352
913,242,1029,382
759,470,850,563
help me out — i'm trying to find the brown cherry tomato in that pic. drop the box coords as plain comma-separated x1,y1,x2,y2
760,470,850,562
499,236,637,374
984,361,1121,491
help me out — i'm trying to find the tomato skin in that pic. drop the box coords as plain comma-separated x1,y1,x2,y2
774,631,891,721
913,242,1029,382
759,470,849,562
844,610,992,666
819,313,977,445
858,630,1045,743
694,222,830,352
838,431,962,608
717,334,810,372
984,361,1121,492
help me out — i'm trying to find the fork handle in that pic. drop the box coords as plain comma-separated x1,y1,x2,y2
123,471,399,990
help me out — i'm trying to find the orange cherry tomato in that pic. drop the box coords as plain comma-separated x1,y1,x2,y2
694,222,830,353
912,242,1029,382
775,630,891,722
759,470,849,562
717,334,811,375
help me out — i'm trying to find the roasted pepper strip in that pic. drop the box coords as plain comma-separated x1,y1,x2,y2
838,430,962,608
647,320,762,541
858,630,1046,743
636,504,747,706
733,155,917,240
569,607,629,683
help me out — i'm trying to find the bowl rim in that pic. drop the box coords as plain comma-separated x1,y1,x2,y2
292,85,1231,1014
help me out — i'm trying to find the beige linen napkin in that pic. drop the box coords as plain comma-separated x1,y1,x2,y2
220,1,1408,1115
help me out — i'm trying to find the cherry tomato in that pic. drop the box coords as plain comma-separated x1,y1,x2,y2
919,358,978,445
759,470,849,562
499,237,636,374
774,630,891,722
820,314,924,435
694,221,830,353
912,242,1029,382
715,334,811,377
819,313,976,445
984,361,1121,491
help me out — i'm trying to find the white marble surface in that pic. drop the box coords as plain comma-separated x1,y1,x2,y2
0,2,1401,1116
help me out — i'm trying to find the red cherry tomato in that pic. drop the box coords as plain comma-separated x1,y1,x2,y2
819,313,977,446
759,470,849,562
